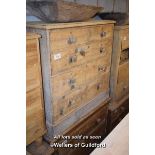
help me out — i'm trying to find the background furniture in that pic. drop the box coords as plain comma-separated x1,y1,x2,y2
109,25,129,131
26,33,46,145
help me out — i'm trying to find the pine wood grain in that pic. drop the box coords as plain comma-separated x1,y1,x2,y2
26,33,46,145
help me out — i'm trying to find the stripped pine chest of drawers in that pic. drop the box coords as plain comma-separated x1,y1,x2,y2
27,20,115,140
26,33,46,145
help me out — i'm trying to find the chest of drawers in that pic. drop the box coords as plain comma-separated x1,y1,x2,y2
26,33,46,145
110,25,129,107
27,20,115,140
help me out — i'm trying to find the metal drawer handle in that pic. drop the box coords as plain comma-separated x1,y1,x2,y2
97,84,101,90
68,100,75,107
68,36,77,44
75,47,86,56
98,66,107,72
68,79,76,85
60,108,64,115
68,79,76,90
69,55,77,63
100,47,105,54
100,31,107,37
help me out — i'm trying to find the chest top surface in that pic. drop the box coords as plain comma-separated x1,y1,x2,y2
26,20,116,30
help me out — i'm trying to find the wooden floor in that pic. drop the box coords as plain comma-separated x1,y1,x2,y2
91,114,129,155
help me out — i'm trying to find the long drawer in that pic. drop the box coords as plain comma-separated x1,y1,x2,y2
50,24,114,52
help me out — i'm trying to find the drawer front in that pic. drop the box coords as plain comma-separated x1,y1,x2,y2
51,64,86,100
50,24,113,52
50,27,89,51
121,28,129,50
117,62,129,85
89,24,114,42
85,72,110,103
86,56,111,83
51,45,86,74
51,40,112,75
52,87,85,123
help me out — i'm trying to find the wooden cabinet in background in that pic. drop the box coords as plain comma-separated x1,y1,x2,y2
108,25,129,132
27,20,115,141
110,25,129,108
26,33,46,145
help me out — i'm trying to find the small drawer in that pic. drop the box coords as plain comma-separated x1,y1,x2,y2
89,24,114,42
121,28,129,50
50,27,90,51
51,64,86,100
86,56,111,83
85,72,110,103
52,87,85,123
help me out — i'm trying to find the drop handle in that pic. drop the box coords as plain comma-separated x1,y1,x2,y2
60,108,64,115
68,100,75,107
100,31,107,37
69,55,77,63
75,47,86,56
97,84,101,90
98,66,107,72
100,47,105,54
68,36,77,44
68,79,76,89
68,79,76,85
